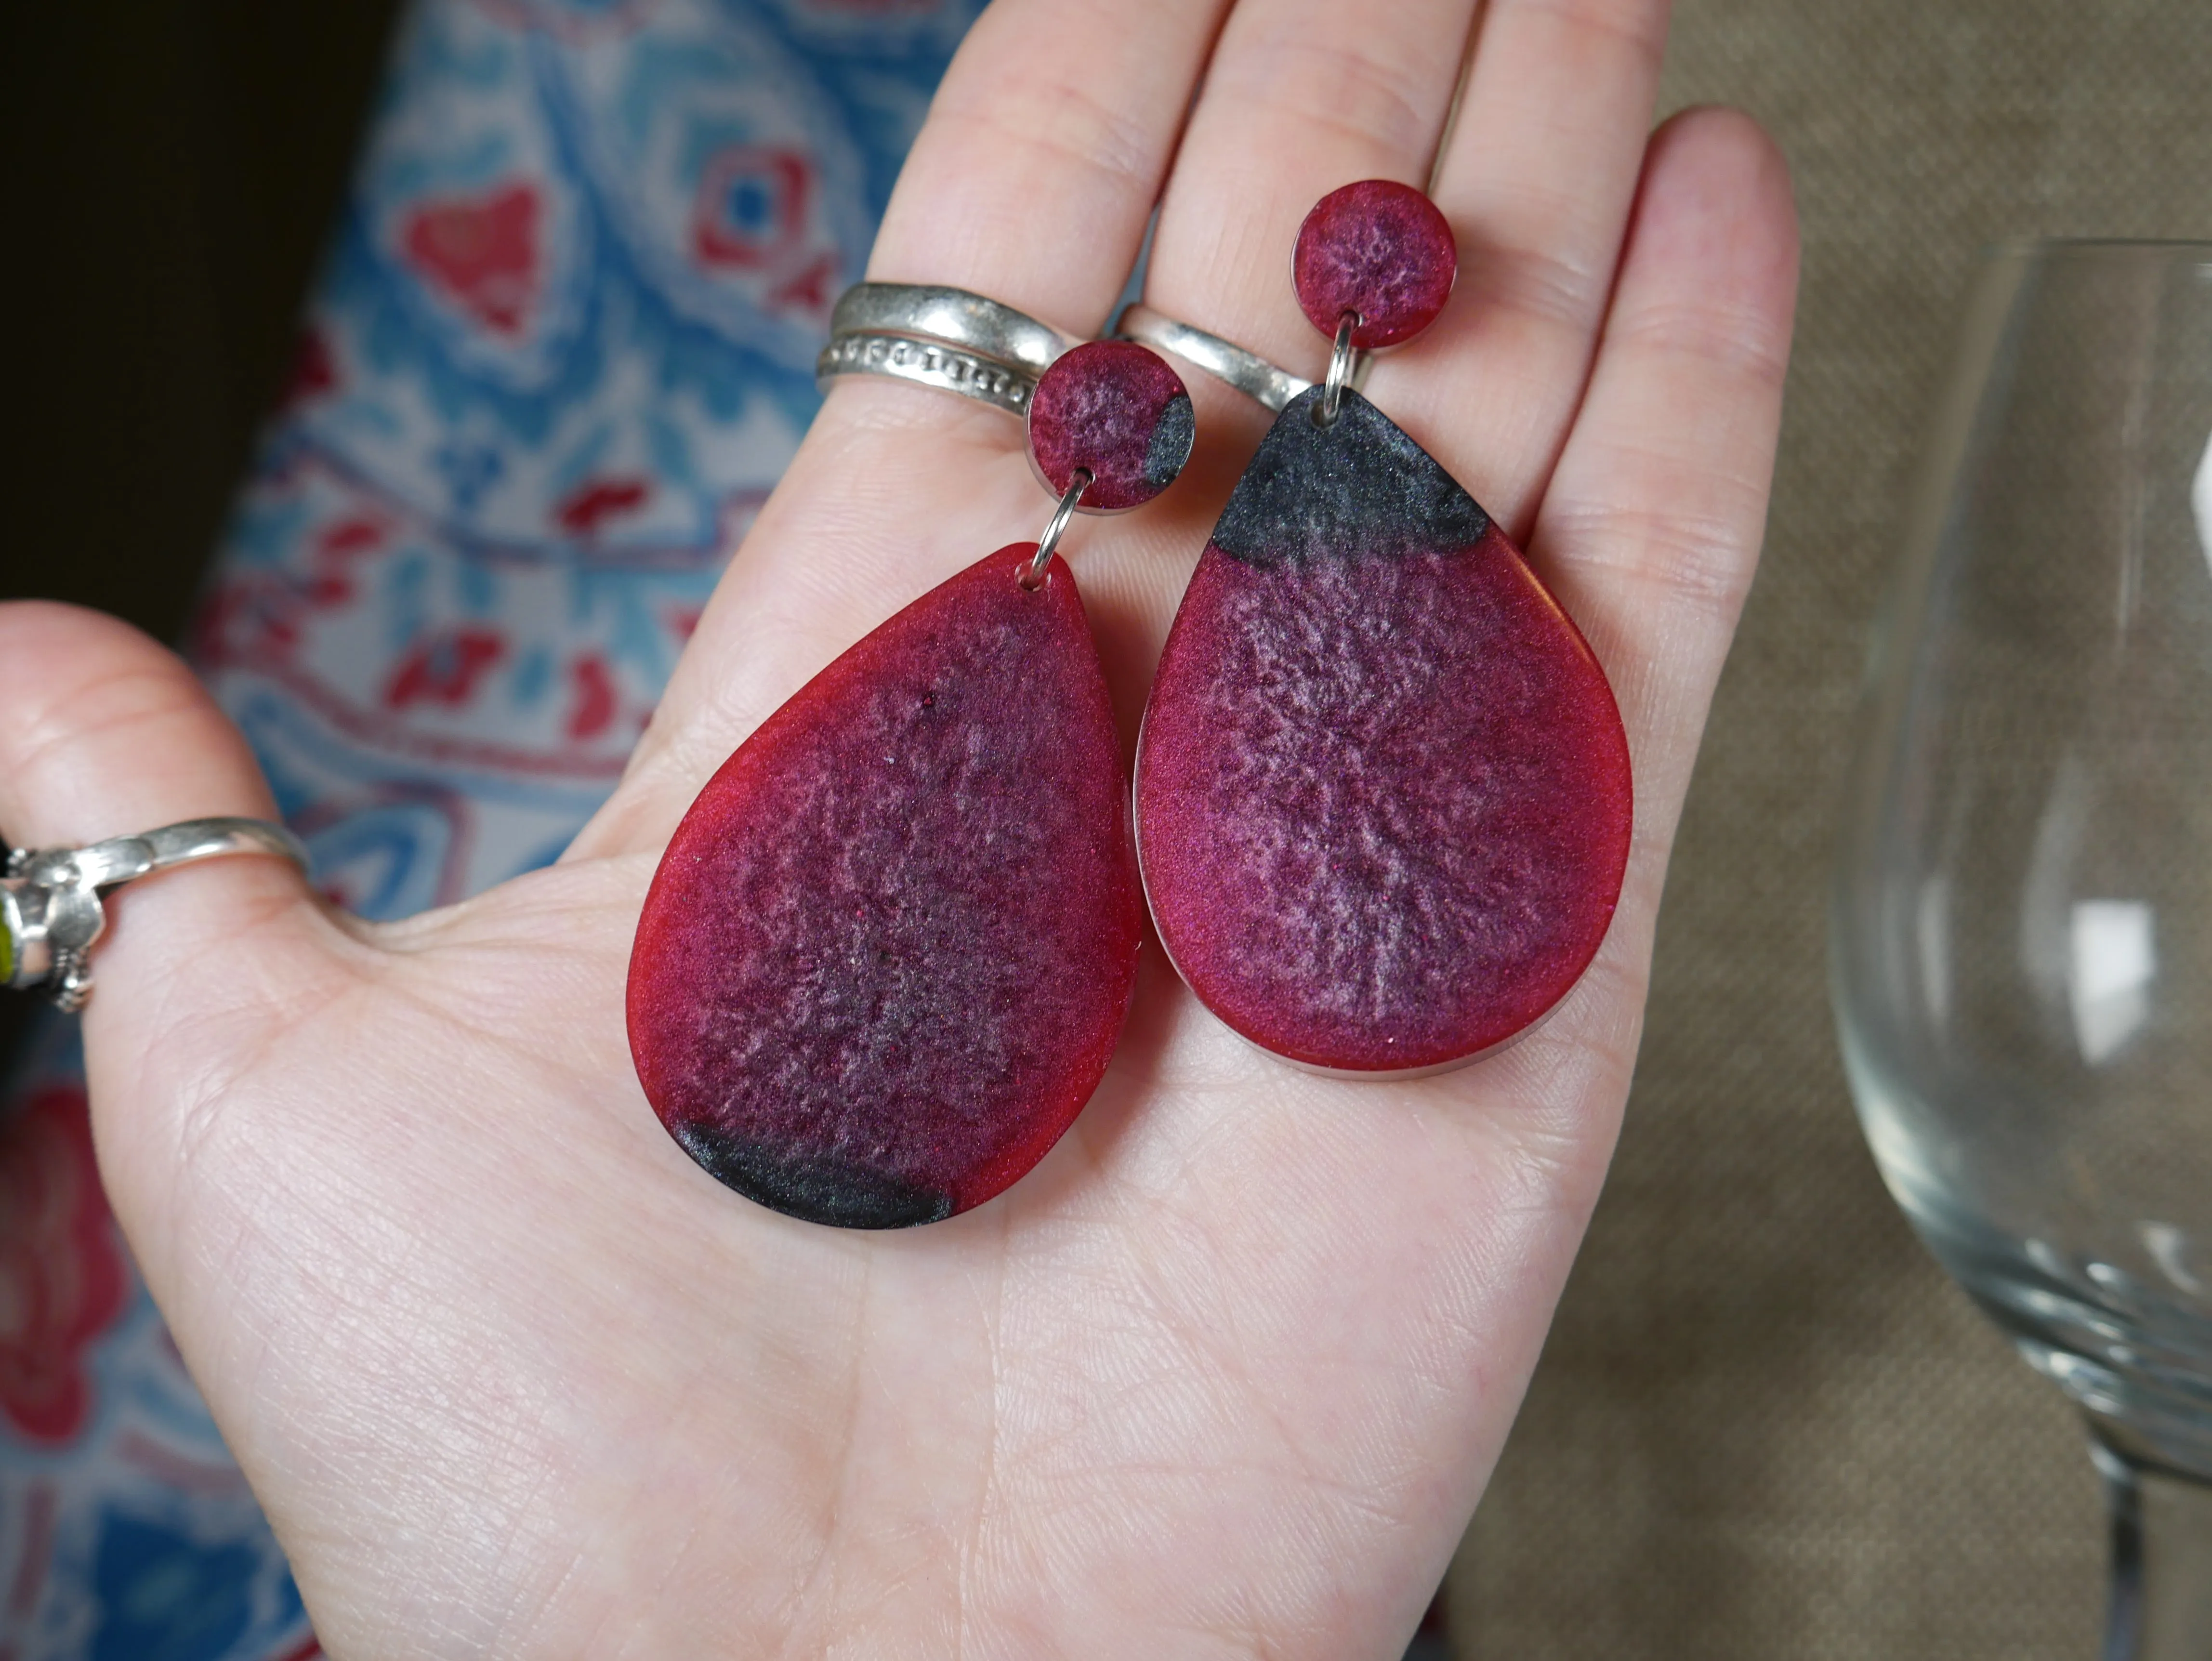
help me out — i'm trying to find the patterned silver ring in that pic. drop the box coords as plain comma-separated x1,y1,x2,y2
830,283,1075,373
2,817,310,1011
818,282,1080,416
817,331,1042,417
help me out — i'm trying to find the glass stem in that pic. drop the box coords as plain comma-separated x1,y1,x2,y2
2092,1432,2212,1660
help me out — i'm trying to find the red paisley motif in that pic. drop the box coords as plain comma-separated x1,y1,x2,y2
402,183,541,336
0,1085,128,1443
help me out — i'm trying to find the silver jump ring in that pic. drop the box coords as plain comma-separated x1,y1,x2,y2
1319,311,1361,427
1021,471,1093,591
2,817,309,1011
1113,304,1312,413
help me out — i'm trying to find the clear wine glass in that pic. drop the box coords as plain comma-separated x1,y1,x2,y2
1833,241,2212,1659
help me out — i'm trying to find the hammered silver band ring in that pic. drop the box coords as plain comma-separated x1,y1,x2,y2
1113,304,1313,413
2,817,310,1011
1113,303,1377,415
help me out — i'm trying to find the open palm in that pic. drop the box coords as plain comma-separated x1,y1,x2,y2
0,0,1796,1654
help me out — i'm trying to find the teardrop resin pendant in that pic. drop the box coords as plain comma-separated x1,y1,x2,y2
1135,182,1633,1075
630,542,1142,1226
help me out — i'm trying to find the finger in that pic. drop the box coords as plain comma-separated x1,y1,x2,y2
0,603,334,1081
1043,0,1491,761
1381,0,1676,542
1400,107,1793,1234
579,0,1230,857
1529,106,1798,934
869,0,1230,343
1142,0,1484,442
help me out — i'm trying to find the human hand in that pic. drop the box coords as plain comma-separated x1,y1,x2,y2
0,0,1795,1653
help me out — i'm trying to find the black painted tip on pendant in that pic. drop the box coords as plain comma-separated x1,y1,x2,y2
672,1121,957,1230
1211,386,1492,567
1136,371,1634,1074
1145,392,1196,494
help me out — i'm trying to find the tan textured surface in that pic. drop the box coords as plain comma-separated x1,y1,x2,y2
1452,1,2212,1655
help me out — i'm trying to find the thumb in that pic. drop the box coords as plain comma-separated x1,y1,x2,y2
0,601,335,1112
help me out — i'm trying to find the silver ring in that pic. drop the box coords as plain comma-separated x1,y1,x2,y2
1320,311,1359,426
1021,470,1092,590
1115,304,1315,413
819,282,1080,416
816,332,1041,417
830,283,1074,374
2,817,309,1011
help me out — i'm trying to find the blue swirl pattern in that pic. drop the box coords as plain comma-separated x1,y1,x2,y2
0,2,980,1652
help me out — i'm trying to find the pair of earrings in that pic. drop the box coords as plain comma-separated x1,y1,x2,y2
628,183,1633,1229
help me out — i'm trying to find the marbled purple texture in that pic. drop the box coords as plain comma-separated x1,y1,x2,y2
1027,340,1193,511
1293,180,1458,350
629,542,1142,1226
1137,388,1631,1073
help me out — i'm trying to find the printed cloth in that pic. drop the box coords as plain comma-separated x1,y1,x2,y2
0,2,981,1653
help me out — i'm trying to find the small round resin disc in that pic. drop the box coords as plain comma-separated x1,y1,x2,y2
1027,340,1194,511
629,543,1143,1227
1137,386,1631,1074
1293,180,1458,350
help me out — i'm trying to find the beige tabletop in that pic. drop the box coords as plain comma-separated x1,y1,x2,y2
1449,0,2212,1654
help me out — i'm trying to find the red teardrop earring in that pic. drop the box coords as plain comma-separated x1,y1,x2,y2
1136,181,1633,1076
630,336,1192,1227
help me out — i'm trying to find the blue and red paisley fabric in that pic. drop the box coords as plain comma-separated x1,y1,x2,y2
0,1,980,1652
